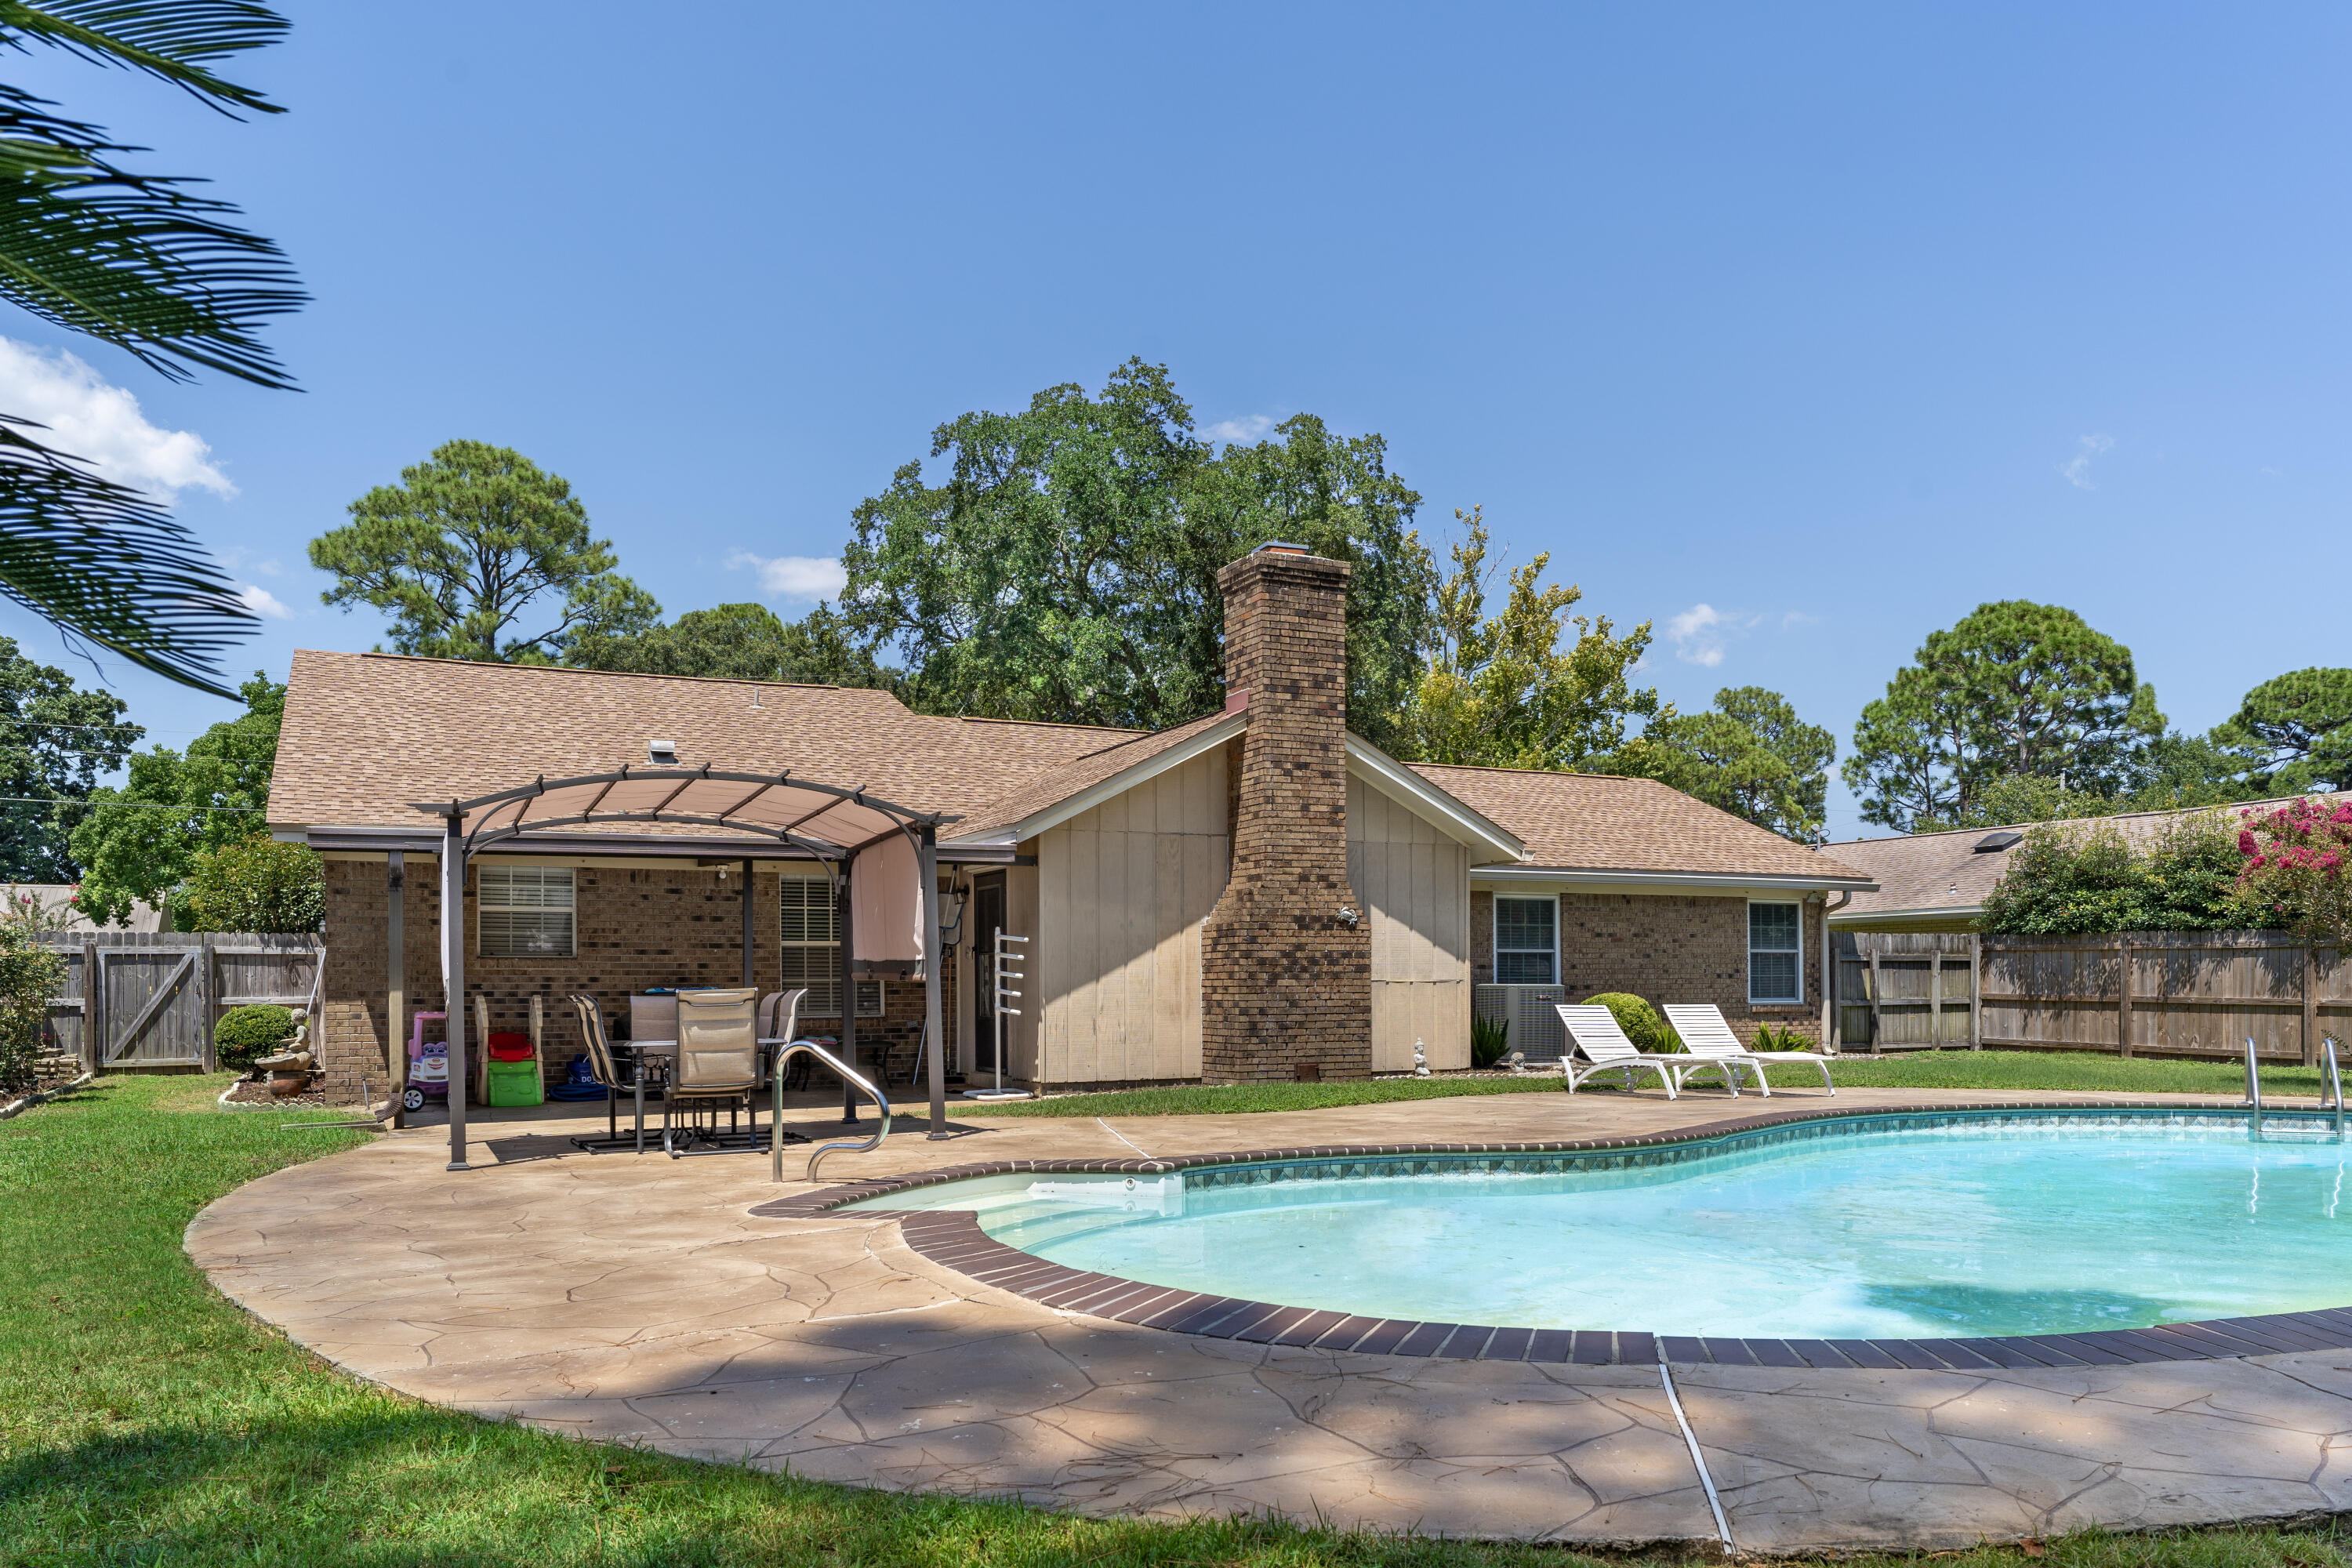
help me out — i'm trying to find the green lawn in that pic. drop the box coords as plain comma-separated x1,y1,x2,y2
982,1048,2302,1119
4,1070,2345,1566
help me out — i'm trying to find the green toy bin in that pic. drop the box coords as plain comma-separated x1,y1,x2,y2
485,1057,543,1107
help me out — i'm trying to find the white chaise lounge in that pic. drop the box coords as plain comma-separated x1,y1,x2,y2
1555,1004,1746,1098
1661,1004,1835,1096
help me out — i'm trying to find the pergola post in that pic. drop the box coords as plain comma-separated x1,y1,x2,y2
921,823,946,1139
387,850,405,1131
441,813,469,1171
740,856,754,989
837,866,858,1123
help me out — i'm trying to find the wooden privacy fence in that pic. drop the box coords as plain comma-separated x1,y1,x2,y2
1831,929,2350,1062
1977,931,2347,1062
39,932,322,1073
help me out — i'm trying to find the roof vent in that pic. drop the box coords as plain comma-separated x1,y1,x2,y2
1973,831,2024,852
647,739,678,766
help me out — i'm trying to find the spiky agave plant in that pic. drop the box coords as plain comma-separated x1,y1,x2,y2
0,2,302,696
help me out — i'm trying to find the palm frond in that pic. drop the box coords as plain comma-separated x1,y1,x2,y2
0,414,253,696
0,2,286,116
0,85,302,385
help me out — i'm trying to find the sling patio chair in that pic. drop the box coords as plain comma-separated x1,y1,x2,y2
567,993,663,1154
1553,1004,1714,1098
1661,1004,1835,1096
665,987,764,1157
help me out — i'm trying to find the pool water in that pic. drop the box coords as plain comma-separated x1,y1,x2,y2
875,1116,2352,1338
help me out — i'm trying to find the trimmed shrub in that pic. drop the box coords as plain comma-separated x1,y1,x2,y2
1581,992,1682,1053
216,1004,299,1071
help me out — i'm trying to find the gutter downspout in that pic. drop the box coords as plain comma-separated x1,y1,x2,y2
1820,891,1852,1050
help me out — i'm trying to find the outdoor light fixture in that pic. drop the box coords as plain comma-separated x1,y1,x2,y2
1337,904,1360,927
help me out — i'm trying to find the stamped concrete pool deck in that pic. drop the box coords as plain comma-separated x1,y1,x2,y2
189,1084,2352,1555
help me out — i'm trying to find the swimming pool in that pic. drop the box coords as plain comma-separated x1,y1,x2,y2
857,1110,2352,1341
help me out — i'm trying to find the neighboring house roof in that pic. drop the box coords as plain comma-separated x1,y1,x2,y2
1824,790,2349,923
268,650,1141,838
1409,764,1876,889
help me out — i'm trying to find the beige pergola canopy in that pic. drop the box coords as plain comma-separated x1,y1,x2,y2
410,766,952,1173
413,765,949,861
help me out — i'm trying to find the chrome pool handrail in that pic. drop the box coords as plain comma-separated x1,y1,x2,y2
771,1040,892,1183
2326,1036,2346,1138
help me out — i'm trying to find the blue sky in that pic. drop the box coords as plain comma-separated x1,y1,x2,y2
5,4,2346,839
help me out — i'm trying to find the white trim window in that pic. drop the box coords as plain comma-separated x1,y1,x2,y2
477,866,575,957
779,874,883,1019
1748,901,1803,1004
1493,895,1559,985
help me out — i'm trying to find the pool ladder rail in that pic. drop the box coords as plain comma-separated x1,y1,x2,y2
2241,1035,2346,1138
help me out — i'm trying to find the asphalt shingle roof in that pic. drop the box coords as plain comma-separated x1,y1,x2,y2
1407,764,1874,884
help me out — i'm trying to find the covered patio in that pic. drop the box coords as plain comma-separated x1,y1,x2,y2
389,762,1007,1171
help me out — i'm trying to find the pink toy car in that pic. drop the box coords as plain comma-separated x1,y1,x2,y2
402,1010,450,1113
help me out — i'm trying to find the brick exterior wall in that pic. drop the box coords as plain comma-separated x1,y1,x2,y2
1200,549,1373,1082
318,857,953,1103
1470,887,1825,1043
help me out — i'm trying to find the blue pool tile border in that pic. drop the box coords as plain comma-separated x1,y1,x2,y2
747,1098,2352,1369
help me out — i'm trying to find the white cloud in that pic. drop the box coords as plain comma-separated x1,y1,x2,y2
1206,414,1276,445
2058,433,2114,490
1668,602,1743,666
220,545,281,576
0,337,232,498
237,583,291,619
725,551,847,601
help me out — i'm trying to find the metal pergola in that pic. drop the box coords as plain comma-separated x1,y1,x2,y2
410,765,953,1172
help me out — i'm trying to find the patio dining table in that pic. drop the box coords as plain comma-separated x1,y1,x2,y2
603,1035,874,1156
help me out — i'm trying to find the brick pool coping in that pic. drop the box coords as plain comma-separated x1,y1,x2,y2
750,1097,2352,1371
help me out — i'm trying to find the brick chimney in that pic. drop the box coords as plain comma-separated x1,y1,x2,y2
1200,543,1372,1082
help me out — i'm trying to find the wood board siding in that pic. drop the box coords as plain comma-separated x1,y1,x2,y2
1033,748,1229,1085
1347,774,1470,1071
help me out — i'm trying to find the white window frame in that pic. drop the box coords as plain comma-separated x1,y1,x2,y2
1748,899,1804,1005
779,873,883,1019
476,865,575,959
1492,894,1560,986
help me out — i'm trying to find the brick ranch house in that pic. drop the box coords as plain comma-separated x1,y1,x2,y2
268,546,1876,1102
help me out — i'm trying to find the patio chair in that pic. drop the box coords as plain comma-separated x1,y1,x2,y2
665,988,762,1157
567,993,662,1153
757,989,808,1091
1661,1004,1835,1096
1552,1004,1687,1098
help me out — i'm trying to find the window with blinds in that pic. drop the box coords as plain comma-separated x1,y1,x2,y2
779,875,882,1018
477,866,575,957
1494,895,1559,985
1748,901,1802,1004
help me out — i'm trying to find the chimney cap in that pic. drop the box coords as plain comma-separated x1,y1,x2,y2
1253,540,1309,556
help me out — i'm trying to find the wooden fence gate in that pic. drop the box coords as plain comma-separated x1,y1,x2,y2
41,932,322,1073
1831,931,1980,1050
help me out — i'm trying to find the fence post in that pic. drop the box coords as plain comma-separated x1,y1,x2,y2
198,937,217,1074
2116,937,2134,1060
1929,948,1943,1049
79,939,98,1073
1865,943,1882,1052
1967,933,1982,1048
2305,943,2321,1067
